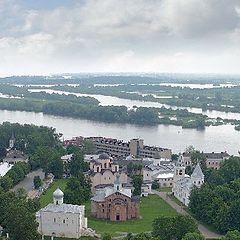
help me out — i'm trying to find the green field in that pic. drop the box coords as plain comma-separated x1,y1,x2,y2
86,194,177,234
40,180,177,235
40,179,68,207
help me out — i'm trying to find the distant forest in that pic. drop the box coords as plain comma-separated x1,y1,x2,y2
1,73,240,85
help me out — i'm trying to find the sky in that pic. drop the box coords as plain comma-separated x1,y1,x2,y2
0,0,240,76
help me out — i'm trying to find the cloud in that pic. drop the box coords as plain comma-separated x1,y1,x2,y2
0,0,240,76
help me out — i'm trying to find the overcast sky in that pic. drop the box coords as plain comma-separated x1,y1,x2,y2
0,0,240,76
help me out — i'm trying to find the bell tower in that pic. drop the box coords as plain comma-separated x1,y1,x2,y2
9,133,15,149
114,174,122,192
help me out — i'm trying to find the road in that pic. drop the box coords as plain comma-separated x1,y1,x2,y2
12,168,45,193
152,190,223,240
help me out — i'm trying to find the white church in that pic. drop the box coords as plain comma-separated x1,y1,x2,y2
172,162,204,206
36,188,90,239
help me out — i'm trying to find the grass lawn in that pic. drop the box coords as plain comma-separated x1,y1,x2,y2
158,187,172,192
40,179,68,208
86,194,177,235
40,181,177,235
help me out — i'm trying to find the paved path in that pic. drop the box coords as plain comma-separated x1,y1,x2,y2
12,168,44,193
152,190,223,240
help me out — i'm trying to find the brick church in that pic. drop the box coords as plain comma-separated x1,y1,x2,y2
91,175,140,221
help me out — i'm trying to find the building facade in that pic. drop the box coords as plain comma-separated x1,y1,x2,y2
180,151,230,170
143,159,175,189
89,153,128,191
3,149,28,165
172,163,204,206
66,136,172,159
36,188,89,239
91,176,139,221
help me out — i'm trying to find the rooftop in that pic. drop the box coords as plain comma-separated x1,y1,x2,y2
191,163,204,178
0,162,13,177
39,203,85,214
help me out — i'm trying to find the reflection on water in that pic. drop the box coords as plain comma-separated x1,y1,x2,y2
0,109,239,155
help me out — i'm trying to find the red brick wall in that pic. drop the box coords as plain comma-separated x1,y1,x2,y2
91,193,139,221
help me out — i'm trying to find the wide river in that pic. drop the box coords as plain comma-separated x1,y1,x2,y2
0,109,239,155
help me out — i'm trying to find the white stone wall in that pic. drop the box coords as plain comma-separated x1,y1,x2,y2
38,211,86,238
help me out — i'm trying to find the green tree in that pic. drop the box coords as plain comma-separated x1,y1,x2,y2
83,140,96,154
152,215,198,240
132,175,143,196
181,232,204,240
5,203,40,240
222,230,240,240
69,152,89,177
190,151,206,170
0,146,7,159
33,176,42,189
64,174,91,205
0,176,13,191
66,144,82,154
152,180,159,190
15,188,27,199
48,158,63,179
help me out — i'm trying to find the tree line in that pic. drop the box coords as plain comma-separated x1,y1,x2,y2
189,156,240,234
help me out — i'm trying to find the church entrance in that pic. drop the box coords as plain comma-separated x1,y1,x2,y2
116,215,120,221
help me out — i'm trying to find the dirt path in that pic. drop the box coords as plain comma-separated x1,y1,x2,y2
152,190,223,239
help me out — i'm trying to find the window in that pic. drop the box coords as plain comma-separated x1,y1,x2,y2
53,218,56,223
63,219,66,223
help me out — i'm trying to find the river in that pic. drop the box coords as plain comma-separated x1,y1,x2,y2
29,89,240,120
0,109,239,155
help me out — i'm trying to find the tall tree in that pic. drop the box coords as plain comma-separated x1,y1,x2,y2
152,215,198,240
182,232,204,240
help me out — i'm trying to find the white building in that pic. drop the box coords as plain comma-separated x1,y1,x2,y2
36,188,89,239
143,160,175,187
172,163,204,206
0,162,13,177
61,154,73,164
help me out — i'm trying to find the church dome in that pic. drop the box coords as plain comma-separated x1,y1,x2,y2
99,153,110,160
53,188,64,199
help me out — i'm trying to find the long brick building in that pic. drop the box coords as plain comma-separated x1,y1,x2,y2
85,137,172,159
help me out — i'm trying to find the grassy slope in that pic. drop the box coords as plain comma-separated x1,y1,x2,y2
40,179,68,208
